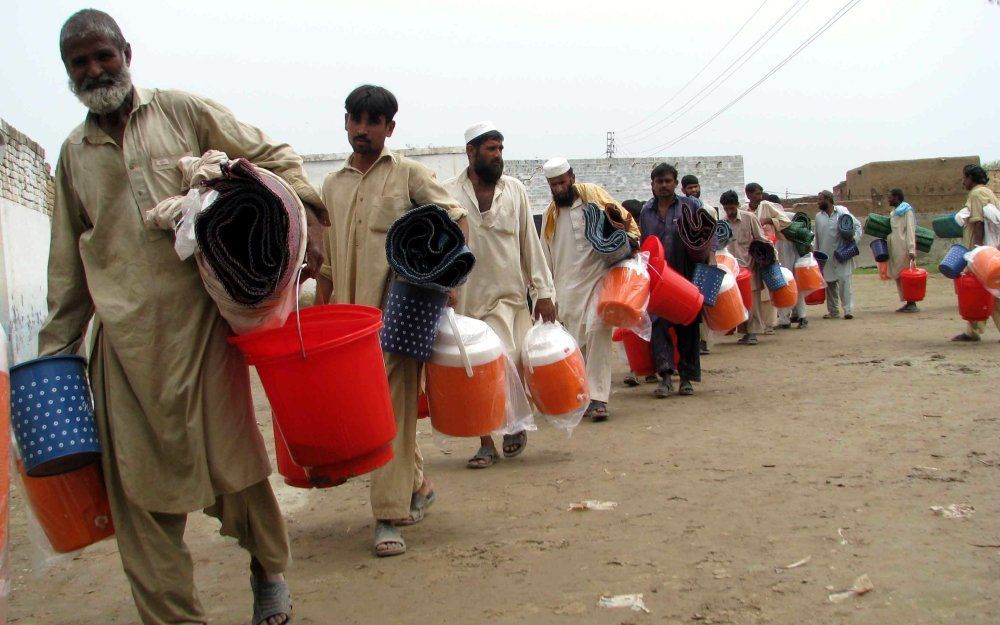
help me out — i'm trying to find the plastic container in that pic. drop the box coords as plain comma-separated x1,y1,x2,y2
417,393,430,419
612,328,655,376
230,304,396,478
900,265,928,302
692,263,727,306
425,312,506,437
522,327,589,416
939,244,969,279
870,238,890,263
968,246,1000,290
955,273,994,322
597,258,651,328
835,241,860,263
9,355,101,477
702,273,748,332
805,287,826,305
736,267,753,311
759,263,787,292
793,253,825,293
715,250,739,276
640,238,665,290
932,213,963,239
17,459,114,553
878,261,891,281
272,418,315,489
647,263,703,326
813,251,829,273
770,267,799,308
380,280,450,362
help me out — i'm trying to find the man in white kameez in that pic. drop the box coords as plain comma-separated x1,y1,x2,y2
886,189,919,313
540,158,640,422
815,190,863,320
444,122,556,468
776,209,809,329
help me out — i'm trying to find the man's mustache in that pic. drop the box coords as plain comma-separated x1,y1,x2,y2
77,74,118,91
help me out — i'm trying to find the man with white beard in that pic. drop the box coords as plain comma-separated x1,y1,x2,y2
38,9,326,625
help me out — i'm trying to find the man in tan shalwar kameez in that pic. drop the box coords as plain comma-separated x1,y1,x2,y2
39,10,327,625
744,183,792,334
886,189,919,313
721,190,772,345
953,165,1000,342
539,158,640,422
315,85,467,557
443,121,556,468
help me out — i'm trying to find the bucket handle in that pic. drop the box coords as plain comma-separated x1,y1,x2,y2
293,263,307,359
445,307,474,378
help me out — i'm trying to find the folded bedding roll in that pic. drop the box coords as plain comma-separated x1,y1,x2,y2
678,202,717,260
915,226,935,254
583,202,633,266
863,213,891,239
749,239,777,267
714,220,733,250
385,204,476,288
781,212,814,256
837,213,856,240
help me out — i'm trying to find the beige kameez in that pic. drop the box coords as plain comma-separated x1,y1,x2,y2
888,209,917,302
319,147,465,520
38,88,321,624
962,185,1000,336
444,171,554,363
726,209,771,334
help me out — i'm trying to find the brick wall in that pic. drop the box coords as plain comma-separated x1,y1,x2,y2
0,119,54,216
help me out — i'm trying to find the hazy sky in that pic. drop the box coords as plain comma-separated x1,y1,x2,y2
2,0,998,196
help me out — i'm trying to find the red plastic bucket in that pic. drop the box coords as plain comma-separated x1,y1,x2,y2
647,264,703,326
612,328,655,376
955,273,994,322
805,288,826,305
736,267,753,311
230,305,396,479
900,266,928,302
18,459,114,553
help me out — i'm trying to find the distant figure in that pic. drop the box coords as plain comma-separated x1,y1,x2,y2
886,189,918,313
814,190,862,320
622,199,645,222
745,183,791,333
682,174,721,354
776,207,809,329
952,165,1000,342
722,190,771,345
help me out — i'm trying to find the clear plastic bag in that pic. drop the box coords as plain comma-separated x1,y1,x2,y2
521,321,590,436
964,245,1000,292
173,188,219,260
591,252,652,342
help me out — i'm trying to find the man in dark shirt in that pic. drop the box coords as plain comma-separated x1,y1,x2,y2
638,163,704,397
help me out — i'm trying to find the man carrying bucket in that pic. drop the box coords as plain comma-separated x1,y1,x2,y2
886,189,920,314
815,191,863,320
776,208,810,329
444,122,556,468
721,191,772,345
539,158,639,422
952,165,1000,342
315,85,468,557
39,10,328,625
681,174,721,355
744,183,791,333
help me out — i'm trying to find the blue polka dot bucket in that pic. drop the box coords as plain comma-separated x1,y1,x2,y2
380,280,450,362
10,355,101,477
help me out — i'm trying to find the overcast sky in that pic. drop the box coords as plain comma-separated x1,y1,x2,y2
2,0,998,197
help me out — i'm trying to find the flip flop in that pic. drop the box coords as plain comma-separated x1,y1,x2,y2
586,402,609,422
374,521,406,557
502,431,528,458
623,373,640,387
466,446,500,469
395,489,436,526
250,569,292,625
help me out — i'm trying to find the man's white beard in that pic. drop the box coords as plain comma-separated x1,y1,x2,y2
70,65,133,115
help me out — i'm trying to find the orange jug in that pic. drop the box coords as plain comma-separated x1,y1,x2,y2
793,253,825,293
715,250,739,276
597,257,650,328
522,324,589,416
968,246,1000,290
426,311,506,437
703,272,748,332
770,267,799,309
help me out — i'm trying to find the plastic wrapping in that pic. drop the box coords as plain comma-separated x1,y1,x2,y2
173,188,219,260
594,253,652,341
771,267,799,309
703,272,748,332
793,253,825,293
715,249,739,276
0,328,10,616
877,261,891,281
521,322,589,436
965,246,1000,291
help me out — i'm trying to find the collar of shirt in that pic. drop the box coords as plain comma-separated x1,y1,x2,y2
342,145,396,175
74,87,155,146
457,168,507,209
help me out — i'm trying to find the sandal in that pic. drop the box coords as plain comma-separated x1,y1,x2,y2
951,333,981,343
250,564,292,625
737,334,758,345
678,379,694,396
396,488,436,526
374,521,406,557
466,446,500,469
586,401,609,422
623,373,640,387
502,431,528,458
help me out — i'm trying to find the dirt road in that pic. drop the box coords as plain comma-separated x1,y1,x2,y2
7,273,999,624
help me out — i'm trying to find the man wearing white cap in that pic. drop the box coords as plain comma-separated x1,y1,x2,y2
540,159,639,421
444,122,556,467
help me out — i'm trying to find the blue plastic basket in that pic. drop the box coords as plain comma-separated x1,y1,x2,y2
938,243,969,279
692,263,727,307
835,241,860,263
10,355,101,477
870,238,890,263
813,251,829,273
380,280,450,362
759,263,787,291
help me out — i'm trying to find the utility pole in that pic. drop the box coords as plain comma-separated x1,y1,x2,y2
606,131,616,159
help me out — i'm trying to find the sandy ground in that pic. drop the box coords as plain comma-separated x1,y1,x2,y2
6,273,1000,625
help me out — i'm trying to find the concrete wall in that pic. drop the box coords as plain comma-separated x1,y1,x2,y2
0,119,54,363
841,156,980,215
302,149,746,215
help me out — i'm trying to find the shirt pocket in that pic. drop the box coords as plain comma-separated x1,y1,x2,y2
489,207,518,237
368,195,410,233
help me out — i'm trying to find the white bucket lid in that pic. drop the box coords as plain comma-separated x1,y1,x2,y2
524,326,579,367
780,266,794,282
794,252,817,268
717,271,737,294
430,314,504,368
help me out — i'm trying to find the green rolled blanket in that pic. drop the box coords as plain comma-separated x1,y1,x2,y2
932,213,963,239
915,226,935,254
863,213,892,239
781,212,815,256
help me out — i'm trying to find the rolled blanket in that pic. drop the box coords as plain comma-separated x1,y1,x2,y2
678,202,717,260
915,226,935,254
837,213,856,241
197,159,303,308
713,220,733,251
583,202,633,266
385,204,476,289
863,214,892,239
749,240,776,268
932,213,963,239
781,212,814,256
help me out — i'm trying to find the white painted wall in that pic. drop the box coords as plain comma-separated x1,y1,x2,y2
0,198,50,363
302,147,469,189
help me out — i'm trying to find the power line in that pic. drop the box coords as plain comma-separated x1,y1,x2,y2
639,0,865,156
616,0,770,135
618,0,811,147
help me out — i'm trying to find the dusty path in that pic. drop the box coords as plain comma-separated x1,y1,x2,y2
7,273,999,624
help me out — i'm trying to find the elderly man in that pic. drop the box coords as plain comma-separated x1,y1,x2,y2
39,10,327,625
744,183,791,333
815,190,862,320
952,165,1000,342
721,190,771,345
886,189,919,313
443,121,555,468
315,85,467,557
681,174,721,354
540,158,639,421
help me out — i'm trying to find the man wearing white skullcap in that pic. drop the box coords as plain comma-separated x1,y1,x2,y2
444,123,556,467
539,159,639,422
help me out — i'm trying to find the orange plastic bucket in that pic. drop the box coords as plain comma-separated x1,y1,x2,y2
648,264,703,326
770,267,799,308
969,246,1000,290
230,305,396,475
425,311,507,437
715,250,738,276
18,459,114,553
597,260,650,328
794,253,825,292
703,273,747,332
523,327,589,416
